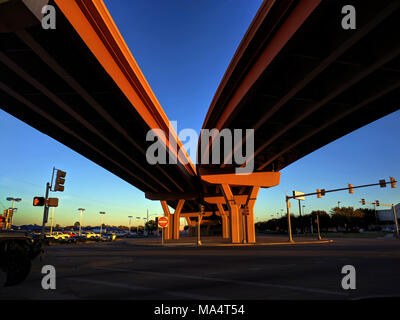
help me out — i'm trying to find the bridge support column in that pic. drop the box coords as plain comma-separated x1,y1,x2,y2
217,203,230,239
245,186,260,243
160,201,171,240
220,184,240,243
160,200,185,240
173,200,185,240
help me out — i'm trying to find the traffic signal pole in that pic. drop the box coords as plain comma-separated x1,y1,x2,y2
373,201,398,238
393,205,399,238
40,182,50,239
362,200,399,237
290,180,397,200
286,196,294,243
316,213,322,240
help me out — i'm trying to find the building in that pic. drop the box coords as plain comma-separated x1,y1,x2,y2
377,203,400,222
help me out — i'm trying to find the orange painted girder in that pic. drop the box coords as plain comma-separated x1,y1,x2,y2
53,0,196,176
201,172,280,188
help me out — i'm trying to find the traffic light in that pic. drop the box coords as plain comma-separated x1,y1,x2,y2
317,189,321,198
379,179,386,188
375,200,380,206
320,189,326,196
348,184,354,194
361,198,365,205
155,217,159,226
54,170,66,192
33,196,45,206
390,177,397,188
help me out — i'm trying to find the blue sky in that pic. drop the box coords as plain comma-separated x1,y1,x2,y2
0,0,399,227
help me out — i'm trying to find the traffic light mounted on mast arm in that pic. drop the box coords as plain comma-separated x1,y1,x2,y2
390,177,397,188
54,170,66,192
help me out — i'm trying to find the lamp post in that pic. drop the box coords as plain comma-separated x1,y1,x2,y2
338,201,341,208
136,217,140,234
128,216,133,233
6,197,21,229
99,212,106,234
197,206,204,246
77,208,85,236
5,208,17,230
136,217,147,235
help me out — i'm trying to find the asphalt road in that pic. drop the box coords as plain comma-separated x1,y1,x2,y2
2,234,400,300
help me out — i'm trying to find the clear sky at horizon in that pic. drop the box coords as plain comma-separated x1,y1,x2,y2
0,0,399,228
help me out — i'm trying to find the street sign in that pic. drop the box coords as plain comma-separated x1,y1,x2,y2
293,191,305,201
46,198,59,207
158,216,168,228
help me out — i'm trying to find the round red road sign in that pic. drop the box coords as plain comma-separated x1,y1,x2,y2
158,216,168,228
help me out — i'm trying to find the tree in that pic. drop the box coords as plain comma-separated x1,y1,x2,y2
74,221,80,228
145,220,158,233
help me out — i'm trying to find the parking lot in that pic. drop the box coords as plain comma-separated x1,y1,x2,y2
1,234,400,300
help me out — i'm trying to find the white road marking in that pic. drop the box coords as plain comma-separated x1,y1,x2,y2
68,277,219,300
351,294,400,300
94,266,348,297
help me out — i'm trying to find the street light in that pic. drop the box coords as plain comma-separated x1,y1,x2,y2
6,197,21,229
338,201,341,208
77,208,85,236
136,217,147,235
128,216,133,233
5,208,17,230
99,212,106,234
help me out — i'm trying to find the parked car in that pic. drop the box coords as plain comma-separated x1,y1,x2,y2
61,231,77,238
101,233,116,241
82,231,102,240
45,231,69,240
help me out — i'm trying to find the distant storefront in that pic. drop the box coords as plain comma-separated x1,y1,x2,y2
377,203,400,222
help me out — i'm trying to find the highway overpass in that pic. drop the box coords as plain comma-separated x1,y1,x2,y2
0,0,398,243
